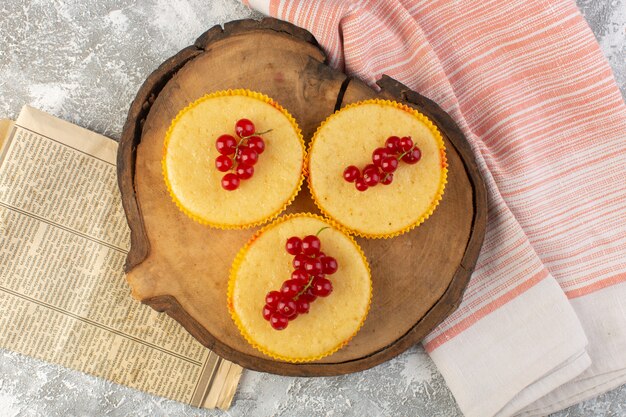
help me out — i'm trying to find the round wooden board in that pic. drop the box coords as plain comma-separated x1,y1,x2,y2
117,18,486,376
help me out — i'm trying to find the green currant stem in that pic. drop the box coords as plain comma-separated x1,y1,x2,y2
382,144,419,181
294,275,315,301
255,128,273,136
315,226,330,236
230,129,273,172
231,147,242,173
397,145,415,161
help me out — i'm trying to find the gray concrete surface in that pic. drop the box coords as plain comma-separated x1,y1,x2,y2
0,0,624,416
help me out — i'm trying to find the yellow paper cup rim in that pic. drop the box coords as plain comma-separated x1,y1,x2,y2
162,89,306,230
227,212,372,363
306,98,448,239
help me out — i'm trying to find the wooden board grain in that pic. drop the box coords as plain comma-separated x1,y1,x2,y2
117,18,486,376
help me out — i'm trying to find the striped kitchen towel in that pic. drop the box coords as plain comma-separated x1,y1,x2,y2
242,0,626,416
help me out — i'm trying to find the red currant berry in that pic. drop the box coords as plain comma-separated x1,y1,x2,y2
402,147,422,164
301,235,321,256
363,164,378,175
300,290,317,303
291,269,309,284
281,279,303,298
265,291,282,308
236,163,254,179
235,118,255,138
355,177,368,192
372,147,390,166
221,173,240,190
296,298,310,314
262,304,274,321
321,256,338,275
312,276,333,297
363,168,380,187
343,165,360,183
285,236,302,255
385,136,401,152
247,136,265,154
398,136,414,152
380,156,398,173
304,257,323,275
277,299,298,318
216,134,237,155
270,312,289,330
239,147,259,165
308,274,326,293
380,173,394,185
215,155,233,172
293,254,308,269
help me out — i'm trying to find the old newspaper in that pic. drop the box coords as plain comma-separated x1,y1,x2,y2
0,106,241,409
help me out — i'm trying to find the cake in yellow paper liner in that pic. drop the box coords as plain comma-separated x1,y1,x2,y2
307,99,448,238
228,213,372,363
162,89,305,229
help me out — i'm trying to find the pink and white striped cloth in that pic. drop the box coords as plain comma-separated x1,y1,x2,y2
242,0,626,415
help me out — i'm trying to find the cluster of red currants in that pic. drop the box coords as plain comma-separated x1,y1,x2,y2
343,135,421,191
215,118,268,191
263,231,338,330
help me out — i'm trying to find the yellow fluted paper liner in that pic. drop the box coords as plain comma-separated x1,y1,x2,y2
227,213,372,363
162,89,305,229
306,99,448,239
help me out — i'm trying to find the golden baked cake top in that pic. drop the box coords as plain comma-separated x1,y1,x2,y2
228,213,372,362
162,89,305,229
307,99,447,238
